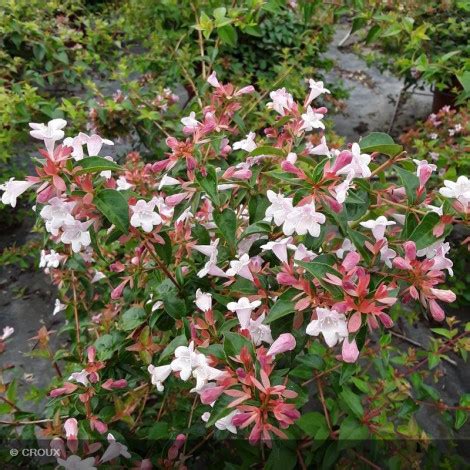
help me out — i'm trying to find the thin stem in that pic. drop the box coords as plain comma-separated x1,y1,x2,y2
316,378,332,434
70,271,82,360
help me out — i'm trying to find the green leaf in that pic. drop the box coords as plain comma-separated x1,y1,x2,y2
240,221,271,240
159,334,187,362
155,232,172,265
121,307,146,331
148,422,169,439
223,331,253,359
409,212,441,250
395,166,419,203
296,411,327,437
217,24,237,47
296,256,343,298
95,332,124,360
339,387,364,419
359,132,403,157
265,290,297,324
338,417,369,442
195,165,219,206
213,208,237,253
249,146,285,157
163,295,187,320
455,410,467,430
94,189,129,233
75,157,121,174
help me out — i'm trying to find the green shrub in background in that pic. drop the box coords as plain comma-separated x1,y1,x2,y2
347,0,470,101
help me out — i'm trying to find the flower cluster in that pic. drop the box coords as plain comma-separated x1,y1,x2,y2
1,72,467,465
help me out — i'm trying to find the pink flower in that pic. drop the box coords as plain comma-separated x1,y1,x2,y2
267,333,296,356
341,338,359,363
64,418,78,439
413,159,436,190
429,299,445,321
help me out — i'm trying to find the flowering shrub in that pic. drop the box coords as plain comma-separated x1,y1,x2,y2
1,74,470,467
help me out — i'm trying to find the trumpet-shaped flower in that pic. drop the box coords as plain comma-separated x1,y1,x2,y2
282,202,325,237
0,178,35,208
264,190,294,226
439,176,470,210
301,106,325,131
336,143,371,178
60,220,92,253
195,289,212,312
306,308,348,347
40,197,76,236
148,364,172,392
360,216,396,241
227,297,262,328
29,118,67,155
130,199,162,233
233,132,257,152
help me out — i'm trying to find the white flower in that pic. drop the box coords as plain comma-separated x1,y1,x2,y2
197,252,228,279
306,307,348,347
0,326,14,341
301,106,325,131
68,369,89,386
29,118,67,155
439,176,470,209
246,314,273,346
307,136,331,157
171,341,205,381
39,249,62,271
233,132,257,152
214,410,240,434
60,220,92,253
0,178,35,208
195,289,212,312
40,197,76,236
153,196,174,221
293,244,317,262
337,143,371,178
334,173,353,204
227,297,262,328
63,132,88,160
193,238,220,257
335,238,356,259
264,190,294,226
282,202,326,237
207,71,220,88
57,455,96,470
148,364,172,392
100,433,131,463
181,111,200,131
380,242,396,268
201,411,211,422
99,156,114,179
417,240,453,276
176,207,193,224
191,363,225,392
53,299,67,316
360,216,396,241
116,176,133,191
260,237,295,263
130,199,162,233
426,204,444,216
158,175,180,190
84,133,114,157
267,88,294,115
91,271,106,283
226,254,253,281
307,79,330,103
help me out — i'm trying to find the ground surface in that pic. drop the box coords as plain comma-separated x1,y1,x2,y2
0,26,468,447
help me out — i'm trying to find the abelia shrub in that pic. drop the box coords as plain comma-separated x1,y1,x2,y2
1,73,469,466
